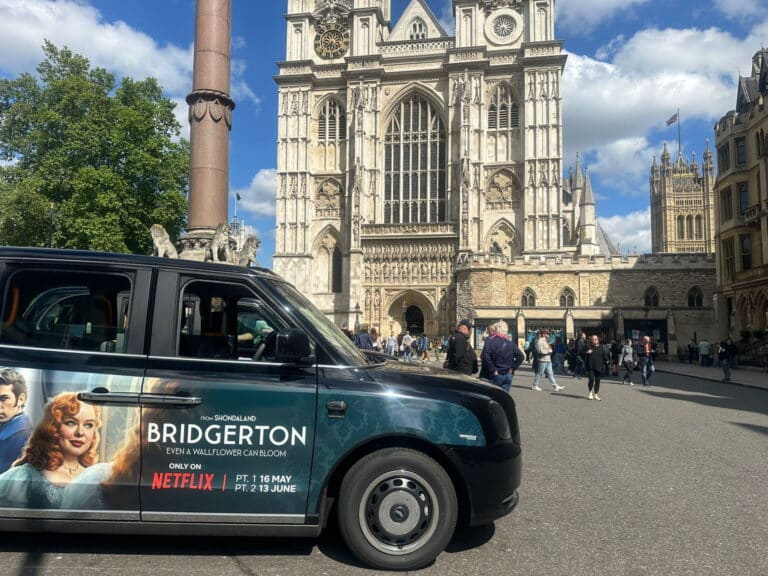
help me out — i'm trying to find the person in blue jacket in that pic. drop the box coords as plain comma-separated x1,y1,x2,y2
0,368,32,474
479,320,524,393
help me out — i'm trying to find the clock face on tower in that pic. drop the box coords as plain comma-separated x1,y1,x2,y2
314,23,350,60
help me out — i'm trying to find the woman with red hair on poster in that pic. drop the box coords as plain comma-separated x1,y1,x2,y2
0,392,101,509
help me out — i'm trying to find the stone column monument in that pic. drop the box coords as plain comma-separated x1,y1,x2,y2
178,0,235,261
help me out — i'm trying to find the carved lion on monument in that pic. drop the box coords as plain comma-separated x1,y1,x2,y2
206,222,232,263
150,224,178,259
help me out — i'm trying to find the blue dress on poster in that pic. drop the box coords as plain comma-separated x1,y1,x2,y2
0,464,65,508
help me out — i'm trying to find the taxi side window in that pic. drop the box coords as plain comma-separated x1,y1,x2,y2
177,281,285,362
0,269,132,353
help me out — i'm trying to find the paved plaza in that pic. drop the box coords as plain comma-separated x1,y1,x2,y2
2,365,766,576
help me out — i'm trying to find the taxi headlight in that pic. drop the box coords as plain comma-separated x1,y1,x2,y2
488,400,511,440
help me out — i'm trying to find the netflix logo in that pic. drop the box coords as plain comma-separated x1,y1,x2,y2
151,472,224,491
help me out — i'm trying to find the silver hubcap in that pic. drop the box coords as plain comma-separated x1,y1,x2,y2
358,470,440,555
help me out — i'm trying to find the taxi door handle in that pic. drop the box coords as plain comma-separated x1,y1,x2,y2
326,400,347,419
78,388,201,408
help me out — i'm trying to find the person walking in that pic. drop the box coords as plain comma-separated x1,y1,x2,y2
574,332,587,379
354,325,374,350
553,337,567,375
585,334,606,400
385,332,398,357
479,320,524,393
718,339,737,382
445,319,478,375
418,334,431,363
532,330,565,392
370,328,382,352
698,338,713,367
637,335,654,386
401,331,414,363
620,339,635,385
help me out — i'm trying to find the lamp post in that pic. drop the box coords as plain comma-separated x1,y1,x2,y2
401,298,408,333
354,302,361,334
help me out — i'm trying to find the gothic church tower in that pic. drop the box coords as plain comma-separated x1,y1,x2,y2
275,0,568,335
650,142,716,253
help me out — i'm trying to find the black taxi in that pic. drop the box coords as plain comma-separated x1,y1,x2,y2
0,247,521,570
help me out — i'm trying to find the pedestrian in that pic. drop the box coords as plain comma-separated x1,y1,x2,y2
354,325,374,350
445,319,478,375
370,327,382,352
341,322,354,341
718,338,737,382
553,337,567,375
479,320,524,393
602,339,612,376
401,331,414,363
585,334,605,400
687,338,697,364
525,338,535,363
610,339,621,376
620,339,635,385
698,337,712,367
418,334,431,363
532,330,565,392
637,335,654,386
574,332,587,379
385,332,398,356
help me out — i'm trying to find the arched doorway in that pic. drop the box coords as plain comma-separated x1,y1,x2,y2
405,305,424,335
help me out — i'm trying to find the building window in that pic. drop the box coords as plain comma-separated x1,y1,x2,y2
677,216,685,240
644,287,660,308
722,237,735,282
317,99,346,142
488,83,519,130
331,246,343,294
720,187,733,222
735,137,746,167
695,215,703,240
521,288,536,307
738,182,749,215
384,94,447,224
559,288,576,308
686,215,694,239
409,18,427,40
687,287,704,307
717,144,731,173
740,234,752,271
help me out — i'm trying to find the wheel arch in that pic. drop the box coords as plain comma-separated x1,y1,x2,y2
319,434,472,528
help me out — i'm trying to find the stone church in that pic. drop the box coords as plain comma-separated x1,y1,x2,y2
274,0,717,356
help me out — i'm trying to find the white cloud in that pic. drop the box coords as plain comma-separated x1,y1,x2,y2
599,210,651,255
0,0,259,107
714,0,768,20
562,21,768,192
233,169,277,218
557,0,651,33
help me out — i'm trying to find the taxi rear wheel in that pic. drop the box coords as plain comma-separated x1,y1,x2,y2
338,448,457,571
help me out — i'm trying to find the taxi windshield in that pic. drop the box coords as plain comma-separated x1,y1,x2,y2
267,280,372,366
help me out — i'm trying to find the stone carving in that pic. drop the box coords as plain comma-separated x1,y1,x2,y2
316,179,342,216
483,0,522,11
206,223,232,263
488,223,518,260
486,170,520,209
188,93,234,129
235,235,261,267
150,224,178,259
313,0,351,24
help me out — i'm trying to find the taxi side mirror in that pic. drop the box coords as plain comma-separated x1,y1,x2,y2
275,329,314,366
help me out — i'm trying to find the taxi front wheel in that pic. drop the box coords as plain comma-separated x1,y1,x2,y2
338,448,458,571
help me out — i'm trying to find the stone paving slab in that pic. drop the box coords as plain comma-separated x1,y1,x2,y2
653,360,768,391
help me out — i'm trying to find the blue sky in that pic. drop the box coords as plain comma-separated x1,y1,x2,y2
1,0,767,263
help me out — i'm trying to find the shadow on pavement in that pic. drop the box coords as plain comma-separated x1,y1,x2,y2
445,522,495,553
729,422,768,437
636,374,768,418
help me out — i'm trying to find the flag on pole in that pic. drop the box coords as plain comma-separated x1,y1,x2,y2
666,113,679,126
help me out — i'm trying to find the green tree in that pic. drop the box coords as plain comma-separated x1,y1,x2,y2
0,41,188,253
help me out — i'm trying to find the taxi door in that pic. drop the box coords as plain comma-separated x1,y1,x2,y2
139,270,317,525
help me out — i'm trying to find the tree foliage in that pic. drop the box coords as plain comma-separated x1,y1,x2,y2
0,41,188,253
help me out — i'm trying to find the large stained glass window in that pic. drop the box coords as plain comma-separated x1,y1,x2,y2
384,95,446,224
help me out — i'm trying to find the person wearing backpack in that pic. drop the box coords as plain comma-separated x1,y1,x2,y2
479,320,524,393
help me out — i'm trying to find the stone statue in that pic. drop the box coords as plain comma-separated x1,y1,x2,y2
206,222,232,263
150,224,178,259
234,235,260,267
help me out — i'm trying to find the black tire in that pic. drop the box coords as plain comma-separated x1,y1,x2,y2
337,448,457,571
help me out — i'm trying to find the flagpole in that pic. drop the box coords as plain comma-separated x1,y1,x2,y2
677,108,682,158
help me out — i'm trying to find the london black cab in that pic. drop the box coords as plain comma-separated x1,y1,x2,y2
0,247,521,570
